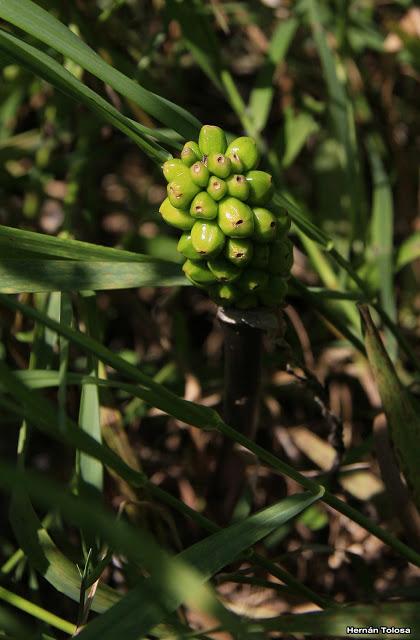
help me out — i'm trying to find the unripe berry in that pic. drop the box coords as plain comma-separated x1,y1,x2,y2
181,142,200,167
183,259,217,284
207,153,232,179
226,174,250,201
167,176,200,209
250,244,269,269
225,238,253,266
191,220,225,258
226,136,260,171
246,170,274,206
199,125,227,156
163,158,190,182
159,198,194,231
275,209,291,237
177,233,203,260
190,161,210,187
236,293,259,310
211,283,241,304
207,176,227,201
190,192,218,220
238,268,269,293
259,276,288,307
227,150,244,173
252,207,278,243
218,197,254,238
207,257,241,282
268,237,294,276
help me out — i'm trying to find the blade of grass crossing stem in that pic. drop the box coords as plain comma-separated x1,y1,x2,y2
0,0,201,139
0,299,419,567
360,305,420,512
0,585,75,635
0,30,174,162
253,602,420,637
1,463,244,637
0,260,187,293
77,491,323,640
307,0,363,239
367,137,397,360
249,18,298,134
396,231,420,271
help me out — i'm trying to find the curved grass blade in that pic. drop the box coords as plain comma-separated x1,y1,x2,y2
360,305,420,512
396,231,420,272
0,260,187,293
77,490,323,640
0,0,201,140
0,30,174,163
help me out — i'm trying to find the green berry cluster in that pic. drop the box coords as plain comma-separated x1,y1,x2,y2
159,125,293,309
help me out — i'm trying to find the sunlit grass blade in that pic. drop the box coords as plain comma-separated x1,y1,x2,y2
0,30,174,163
0,585,75,635
360,305,420,512
282,107,319,168
77,490,323,640
367,137,397,359
249,18,298,134
0,0,201,139
396,231,420,272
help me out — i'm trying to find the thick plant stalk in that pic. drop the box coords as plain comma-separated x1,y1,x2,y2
213,307,278,522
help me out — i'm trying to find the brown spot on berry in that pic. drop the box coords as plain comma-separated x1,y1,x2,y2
270,221,276,227
235,219,243,226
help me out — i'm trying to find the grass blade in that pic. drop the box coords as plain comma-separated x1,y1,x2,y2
396,231,420,272
0,30,174,163
0,0,201,139
360,305,420,512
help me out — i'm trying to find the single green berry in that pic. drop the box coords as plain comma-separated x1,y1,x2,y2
226,136,260,171
207,176,228,201
159,198,194,231
207,257,241,282
190,161,210,187
225,238,253,266
227,150,244,173
183,259,217,284
198,125,227,156
207,153,232,179
167,176,200,209
163,158,190,182
177,233,203,260
259,276,288,307
191,220,225,258
210,283,241,305
252,207,278,243
268,237,294,276
218,197,254,238
250,244,270,269
238,268,269,292
246,170,274,205
181,142,200,167
236,293,259,310
226,174,250,201
190,191,218,220
275,209,291,237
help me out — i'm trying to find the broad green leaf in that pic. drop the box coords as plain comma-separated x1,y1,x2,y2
282,107,319,167
76,491,324,640
0,260,187,293
255,602,419,637
0,30,174,163
396,231,420,272
249,18,298,134
0,0,201,140
367,137,396,359
360,305,420,511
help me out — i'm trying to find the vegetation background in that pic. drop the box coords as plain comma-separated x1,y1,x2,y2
0,0,419,638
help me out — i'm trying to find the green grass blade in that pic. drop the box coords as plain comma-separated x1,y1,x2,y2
0,260,187,293
75,491,324,640
282,107,319,168
396,231,420,272
249,18,298,134
0,585,75,635
360,305,420,512
367,137,397,359
0,0,201,139
0,30,174,163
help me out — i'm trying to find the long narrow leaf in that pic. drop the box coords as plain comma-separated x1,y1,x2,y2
0,0,201,139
